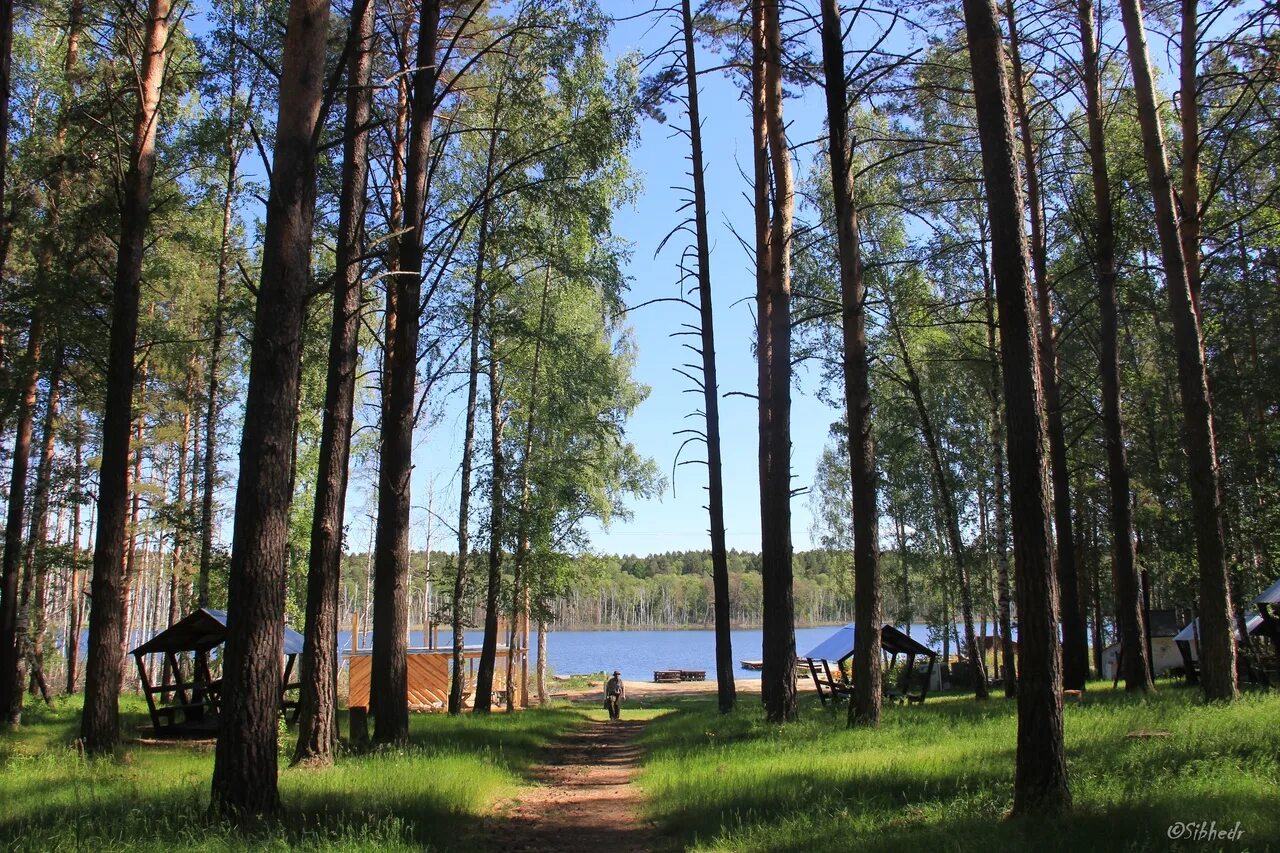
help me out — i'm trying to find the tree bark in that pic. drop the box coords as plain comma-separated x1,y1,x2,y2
80,0,170,751
982,246,1017,696
21,348,63,705
1003,0,1087,691
681,0,735,714
890,309,987,698
818,0,881,725
294,0,373,767
474,319,505,714
210,0,328,816
66,416,85,693
1117,0,1236,701
0,317,43,725
757,0,796,725
1077,0,1151,692
450,95,498,717
1179,0,1201,311
372,0,439,744
962,0,1070,814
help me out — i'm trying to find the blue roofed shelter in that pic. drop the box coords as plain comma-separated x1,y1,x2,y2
1258,578,1280,663
129,607,305,737
803,624,938,705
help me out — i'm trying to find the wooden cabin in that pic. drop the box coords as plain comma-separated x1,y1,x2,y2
346,644,523,712
803,623,938,705
130,607,304,737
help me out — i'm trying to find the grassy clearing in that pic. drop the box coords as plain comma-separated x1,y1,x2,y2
0,694,584,852
636,681,1280,852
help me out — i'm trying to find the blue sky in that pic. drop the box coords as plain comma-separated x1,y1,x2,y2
354,4,849,559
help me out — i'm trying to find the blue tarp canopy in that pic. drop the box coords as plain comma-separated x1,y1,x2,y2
1257,578,1280,606
130,607,305,656
1173,613,1264,644
804,624,936,663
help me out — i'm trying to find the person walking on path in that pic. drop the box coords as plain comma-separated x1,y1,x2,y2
604,670,625,720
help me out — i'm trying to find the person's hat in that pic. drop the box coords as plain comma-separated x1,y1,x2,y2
613,670,621,675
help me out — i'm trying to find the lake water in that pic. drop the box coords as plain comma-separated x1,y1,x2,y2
337,624,943,680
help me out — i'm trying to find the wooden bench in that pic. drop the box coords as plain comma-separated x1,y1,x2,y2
653,670,682,683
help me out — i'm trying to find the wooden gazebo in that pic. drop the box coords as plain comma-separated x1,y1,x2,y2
130,607,305,737
804,623,938,705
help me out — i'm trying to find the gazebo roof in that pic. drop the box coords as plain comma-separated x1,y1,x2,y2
130,607,305,656
1173,613,1264,644
1257,577,1280,606
804,623,936,663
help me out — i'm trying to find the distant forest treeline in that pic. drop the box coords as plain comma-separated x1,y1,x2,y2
336,548,952,631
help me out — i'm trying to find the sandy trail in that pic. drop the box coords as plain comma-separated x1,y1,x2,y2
469,717,659,853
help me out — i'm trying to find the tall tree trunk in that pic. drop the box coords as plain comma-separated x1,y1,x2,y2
507,270,551,714
0,317,43,725
474,321,505,714
66,416,85,693
982,247,1017,696
681,0,735,714
963,0,1070,814
818,0,881,725
210,0,329,817
536,617,547,705
21,348,63,705
80,0,170,752
0,0,14,283
199,68,242,608
1003,0,1087,691
449,96,498,717
757,0,796,725
1117,0,1236,701
1078,0,1151,692
294,0,373,766
890,309,987,698
1179,0,1201,312
372,0,440,745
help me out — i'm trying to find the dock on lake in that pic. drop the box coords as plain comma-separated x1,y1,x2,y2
653,669,706,683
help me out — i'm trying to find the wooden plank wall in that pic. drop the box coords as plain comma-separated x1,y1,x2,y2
346,651,512,711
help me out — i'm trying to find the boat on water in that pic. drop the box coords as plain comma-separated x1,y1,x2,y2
740,659,763,671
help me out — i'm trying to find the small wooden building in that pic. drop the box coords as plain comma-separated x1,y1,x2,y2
803,623,938,705
346,645,521,711
130,607,305,737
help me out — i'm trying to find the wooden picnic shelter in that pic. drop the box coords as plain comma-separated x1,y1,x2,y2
804,623,938,705
130,607,305,737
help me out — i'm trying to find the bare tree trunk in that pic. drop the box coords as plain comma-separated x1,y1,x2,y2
199,59,242,608
1180,0,1201,312
507,270,551,714
536,617,547,705
80,0,170,751
1003,0,1087,691
474,321,505,714
210,0,328,817
1077,0,1150,693
21,348,63,704
0,317,43,725
66,416,85,694
680,0,735,714
757,0,797,725
1118,0,1236,701
890,309,987,698
373,0,440,744
294,0,373,766
818,0,881,725
982,248,1017,696
963,0,1070,814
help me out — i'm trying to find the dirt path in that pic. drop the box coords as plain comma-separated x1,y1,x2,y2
469,717,661,853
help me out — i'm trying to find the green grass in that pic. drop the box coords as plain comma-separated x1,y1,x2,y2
636,682,1280,852
0,694,583,852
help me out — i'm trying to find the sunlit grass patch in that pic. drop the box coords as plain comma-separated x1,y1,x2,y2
636,684,1280,851
0,694,584,851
